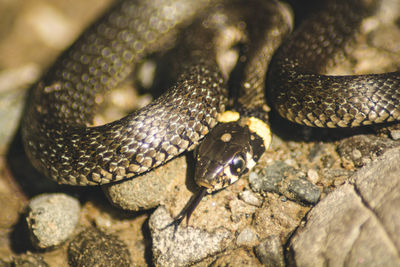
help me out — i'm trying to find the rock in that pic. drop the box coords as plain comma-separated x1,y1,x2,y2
322,168,353,187
254,195,308,245
250,161,320,205
381,123,400,140
149,206,232,267
306,168,319,184
286,178,320,205
337,135,399,168
68,227,132,267
236,226,258,247
288,148,400,267
102,156,187,211
255,235,284,267
239,190,263,207
26,193,80,249
249,161,292,194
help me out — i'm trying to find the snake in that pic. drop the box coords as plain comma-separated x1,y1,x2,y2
21,0,400,214
268,0,400,128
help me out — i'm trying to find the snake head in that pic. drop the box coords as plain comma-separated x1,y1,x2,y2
195,121,266,193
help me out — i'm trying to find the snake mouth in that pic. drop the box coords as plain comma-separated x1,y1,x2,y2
196,180,214,189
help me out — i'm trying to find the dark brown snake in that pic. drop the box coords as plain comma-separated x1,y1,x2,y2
21,0,400,191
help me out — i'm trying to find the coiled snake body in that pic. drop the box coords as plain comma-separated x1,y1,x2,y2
22,0,400,193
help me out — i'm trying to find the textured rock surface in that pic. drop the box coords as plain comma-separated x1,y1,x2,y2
255,235,285,267
26,193,80,249
149,207,232,267
68,227,132,267
288,148,400,267
103,156,187,211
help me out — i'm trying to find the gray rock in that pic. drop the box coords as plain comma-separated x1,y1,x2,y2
251,161,320,205
322,168,353,186
389,128,400,140
236,226,258,247
288,148,400,267
249,161,294,193
68,227,132,267
287,178,321,204
306,168,319,184
149,206,232,267
239,190,263,207
383,124,400,140
26,193,80,249
255,235,284,267
337,135,399,168
102,156,187,211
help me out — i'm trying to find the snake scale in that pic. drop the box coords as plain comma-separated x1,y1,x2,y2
22,0,400,192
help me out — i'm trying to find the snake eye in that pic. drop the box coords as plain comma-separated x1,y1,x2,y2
230,154,246,176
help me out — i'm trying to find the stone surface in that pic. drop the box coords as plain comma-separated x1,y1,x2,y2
249,161,290,194
236,226,258,247
149,206,232,267
288,148,400,267
239,190,263,207
337,135,399,168
103,156,187,211
26,193,80,249
250,161,320,205
68,227,132,267
255,235,284,267
286,178,320,204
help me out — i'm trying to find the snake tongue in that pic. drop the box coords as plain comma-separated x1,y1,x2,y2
163,187,208,238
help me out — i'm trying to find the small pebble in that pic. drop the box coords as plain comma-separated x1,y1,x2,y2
68,228,132,267
251,161,321,205
26,193,80,249
250,161,294,193
307,169,319,184
239,190,263,207
287,179,321,204
236,227,258,247
255,235,284,267
351,149,362,159
389,128,400,140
